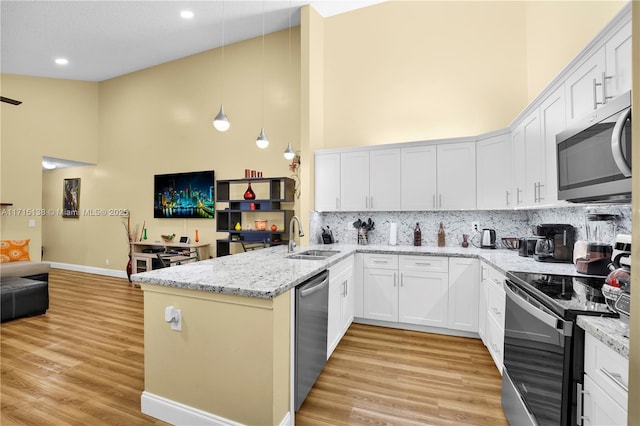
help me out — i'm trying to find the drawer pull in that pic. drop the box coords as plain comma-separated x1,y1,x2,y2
600,368,628,392
372,260,389,264
491,307,502,317
415,262,432,266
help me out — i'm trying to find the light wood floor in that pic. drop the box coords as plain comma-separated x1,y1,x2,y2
2,269,507,426
296,324,508,426
1,269,167,425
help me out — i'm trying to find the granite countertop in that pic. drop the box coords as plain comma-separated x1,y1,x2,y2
577,315,630,359
132,242,584,299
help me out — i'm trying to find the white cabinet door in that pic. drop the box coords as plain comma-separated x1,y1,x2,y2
399,270,448,327
315,153,341,211
511,109,543,207
565,48,606,125
478,263,489,344
476,133,512,209
447,258,480,332
436,142,476,209
604,21,632,99
369,148,401,211
341,271,354,332
363,268,398,322
327,270,343,358
340,151,369,211
540,86,566,207
583,375,627,426
401,145,437,210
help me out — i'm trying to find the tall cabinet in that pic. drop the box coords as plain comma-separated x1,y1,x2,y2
215,177,294,257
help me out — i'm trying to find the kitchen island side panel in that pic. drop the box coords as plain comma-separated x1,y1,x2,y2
141,284,290,425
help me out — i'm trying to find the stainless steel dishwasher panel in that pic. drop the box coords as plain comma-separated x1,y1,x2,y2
295,270,329,411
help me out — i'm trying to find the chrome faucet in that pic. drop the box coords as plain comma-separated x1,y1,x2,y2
288,216,305,252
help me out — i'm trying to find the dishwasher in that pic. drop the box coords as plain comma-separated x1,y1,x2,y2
295,270,329,411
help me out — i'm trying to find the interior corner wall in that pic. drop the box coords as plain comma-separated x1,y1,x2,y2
321,1,528,148
0,74,99,260
301,5,325,245
628,2,639,424
524,1,628,102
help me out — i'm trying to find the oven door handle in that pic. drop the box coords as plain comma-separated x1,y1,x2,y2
611,107,632,177
504,281,572,336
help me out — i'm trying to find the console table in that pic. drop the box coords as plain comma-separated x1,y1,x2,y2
131,241,210,273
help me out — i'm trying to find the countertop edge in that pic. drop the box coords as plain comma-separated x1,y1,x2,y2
577,315,630,359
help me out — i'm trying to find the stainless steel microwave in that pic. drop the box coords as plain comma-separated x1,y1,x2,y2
556,91,631,203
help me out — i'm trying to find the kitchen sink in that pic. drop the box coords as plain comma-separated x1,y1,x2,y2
287,250,340,260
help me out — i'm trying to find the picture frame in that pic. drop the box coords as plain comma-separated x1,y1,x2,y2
63,178,80,218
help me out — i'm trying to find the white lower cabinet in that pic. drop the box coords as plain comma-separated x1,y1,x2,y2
581,333,628,425
447,258,479,332
327,255,355,359
399,256,448,327
479,261,506,373
362,254,482,334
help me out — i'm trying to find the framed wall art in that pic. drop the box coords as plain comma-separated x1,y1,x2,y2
63,178,80,218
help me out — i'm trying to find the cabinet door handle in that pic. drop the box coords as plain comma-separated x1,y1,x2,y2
393,273,397,287
370,196,373,209
439,194,442,209
577,382,589,424
602,71,613,103
336,197,340,210
516,188,522,205
593,77,601,109
600,368,629,392
343,280,347,297
400,273,403,287
505,190,510,207
433,194,436,209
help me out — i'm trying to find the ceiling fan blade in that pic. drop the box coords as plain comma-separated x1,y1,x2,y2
1,96,22,105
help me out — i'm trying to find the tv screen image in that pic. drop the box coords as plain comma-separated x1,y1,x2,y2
154,170,215,219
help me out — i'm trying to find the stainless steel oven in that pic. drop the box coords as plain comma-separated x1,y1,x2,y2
556,91,631,203
501,272,616,426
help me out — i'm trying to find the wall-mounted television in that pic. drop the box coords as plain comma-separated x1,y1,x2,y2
154,170,215,219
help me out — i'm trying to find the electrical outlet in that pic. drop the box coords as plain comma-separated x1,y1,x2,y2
105,259,110,265
472,222,480,233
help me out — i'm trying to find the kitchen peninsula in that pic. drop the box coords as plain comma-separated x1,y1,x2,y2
132,244,628,425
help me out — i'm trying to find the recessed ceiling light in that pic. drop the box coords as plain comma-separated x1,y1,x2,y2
55,58,69,65
180,10,194,19
42,161,57,170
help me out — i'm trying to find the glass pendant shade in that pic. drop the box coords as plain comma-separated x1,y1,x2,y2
256,128,269,149
284,142,295,160
213,105,230,132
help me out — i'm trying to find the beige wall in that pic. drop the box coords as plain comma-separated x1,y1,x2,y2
0,75,99,261
322,1,528,147
37,28,301,269
524,1,628,101
142,284,290,425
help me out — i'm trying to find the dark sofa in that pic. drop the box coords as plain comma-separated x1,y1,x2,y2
0,261,50,322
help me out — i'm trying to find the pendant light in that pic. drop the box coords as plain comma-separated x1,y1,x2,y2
256,1,269,149
213,1,230,132
284,142,295,160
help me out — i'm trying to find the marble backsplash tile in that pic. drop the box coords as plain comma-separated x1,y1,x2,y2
309,204,631,248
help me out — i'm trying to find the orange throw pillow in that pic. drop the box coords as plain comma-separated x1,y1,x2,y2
0,239,31,263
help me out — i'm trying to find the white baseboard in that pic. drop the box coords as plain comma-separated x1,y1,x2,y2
140,392,292,426
49,262,128,279
141,392,243,425
353,317,480,340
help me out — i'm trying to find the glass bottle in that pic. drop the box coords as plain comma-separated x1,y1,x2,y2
243,182,256,200
414,223,421,246
438,222,445,247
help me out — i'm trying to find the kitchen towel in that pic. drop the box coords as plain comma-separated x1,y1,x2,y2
389,223,397,245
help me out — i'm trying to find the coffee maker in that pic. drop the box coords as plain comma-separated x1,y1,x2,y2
533,224,575,263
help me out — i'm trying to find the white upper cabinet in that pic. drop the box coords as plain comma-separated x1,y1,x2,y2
539,85,566,206
604,21,632,99
340,150,370,211
476,132,512,209
511,109,543,207
565,48,605,125
401,145,437,210
315,153,341,211
436,141,476,210
566,19,631,126
369,148,401,211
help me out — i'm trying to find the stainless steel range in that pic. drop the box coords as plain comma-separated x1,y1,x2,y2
501,272,617,426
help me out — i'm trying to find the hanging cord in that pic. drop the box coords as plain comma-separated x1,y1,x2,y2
220,1,225,102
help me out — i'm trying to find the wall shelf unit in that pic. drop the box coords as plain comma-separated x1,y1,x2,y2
216,177,295,257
